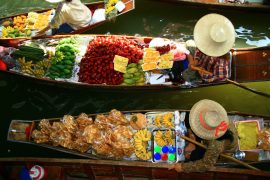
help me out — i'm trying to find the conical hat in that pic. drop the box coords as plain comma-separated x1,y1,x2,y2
194,13,235,57
45,0,64,3
189,99,229,140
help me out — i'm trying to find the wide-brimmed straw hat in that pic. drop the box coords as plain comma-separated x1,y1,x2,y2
189,99,229,140
194,13,235,57
45,0,64,3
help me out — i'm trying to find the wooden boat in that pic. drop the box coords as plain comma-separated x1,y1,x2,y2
155,0,270,12
0,0,135,47
5,109,270,178
0,34,270,92
0,157,270,179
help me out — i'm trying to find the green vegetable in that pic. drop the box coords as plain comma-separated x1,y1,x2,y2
123,73,133,79
127,63,137,68
63,60,73,65
124,79,135,85
127,68,138,74
12,49,44,62
55,64,65,70
18,45,44,54
63,69,71,74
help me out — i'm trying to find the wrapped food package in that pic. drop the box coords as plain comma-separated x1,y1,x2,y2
258,128,270,151
236,120,260,150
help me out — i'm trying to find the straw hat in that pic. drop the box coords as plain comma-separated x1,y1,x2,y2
189,99,229,140
45,0,64,3
194,13,235,57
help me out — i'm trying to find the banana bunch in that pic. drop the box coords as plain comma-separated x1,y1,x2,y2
134,129,152,160
18,57,33,74
31,69,45,78
46,49,54,60
36,59,51,70
164,130,174,145
163,113,174,128
135,149,152,161
18,57,49,77
154,130,174,146
154,130,167,146
155,115,162,128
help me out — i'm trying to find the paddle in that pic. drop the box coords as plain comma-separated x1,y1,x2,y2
190,65,270,98
190,65,213,75
180,135,260,171
226,79,270,98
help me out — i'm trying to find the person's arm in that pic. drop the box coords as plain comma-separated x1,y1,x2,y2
170,140,225,173
182,140,225,172
35,3,64,37
35,25,51,37
187,54,213,75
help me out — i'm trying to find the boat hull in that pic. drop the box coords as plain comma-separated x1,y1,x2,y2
1,157,270,179
154,0,270,12
0,0,135,47
0,34,269,91
5,109,270,178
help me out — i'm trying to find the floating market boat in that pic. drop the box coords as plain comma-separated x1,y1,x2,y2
0,34,270,92
0,0,135,47
156,0,270,12
5,109,270,178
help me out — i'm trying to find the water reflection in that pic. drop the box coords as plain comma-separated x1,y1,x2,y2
236,26,270,47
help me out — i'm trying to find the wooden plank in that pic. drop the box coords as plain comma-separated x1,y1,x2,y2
181,172,214,180
232,48,270,82
1,157,270,177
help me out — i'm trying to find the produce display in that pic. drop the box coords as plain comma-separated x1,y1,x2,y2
47,38,78,79
11,44,49,77
153,130,176,162
122,62,145,85
78,36,144,85
1,10,52,38
5,35,189,86
30,110,186,162
12,45,45,62
105,0,120,18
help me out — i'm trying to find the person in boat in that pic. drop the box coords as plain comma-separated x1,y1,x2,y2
183,13,235,83
169,99,238,172
36,0,92,36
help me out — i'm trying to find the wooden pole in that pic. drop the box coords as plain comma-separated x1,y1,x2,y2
226,79,270,98
180,135,260,171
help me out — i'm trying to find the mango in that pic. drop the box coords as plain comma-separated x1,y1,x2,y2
127,63,137,68
124,79,135,85
134,72,143,77
136,82,145,86
136,77,145,83
127,67,138,74
123,73,133,79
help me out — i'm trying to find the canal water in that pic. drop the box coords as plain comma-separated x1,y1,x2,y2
0,0,270,159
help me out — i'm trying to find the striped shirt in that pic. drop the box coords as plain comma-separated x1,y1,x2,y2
194,49,229,82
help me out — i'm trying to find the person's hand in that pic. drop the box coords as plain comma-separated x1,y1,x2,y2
33,30,46,39
168,163,182,172
198,68,213,76
32,25,50,39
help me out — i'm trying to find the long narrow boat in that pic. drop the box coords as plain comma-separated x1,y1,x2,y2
5,109,270,178
0,34,269,92
0,0,135,47
155,0,270,12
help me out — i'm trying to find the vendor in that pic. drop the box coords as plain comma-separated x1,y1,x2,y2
169,99,238,172
36,0,92,36
183,13,235,83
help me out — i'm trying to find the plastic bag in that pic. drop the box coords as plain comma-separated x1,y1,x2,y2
258,127,270,151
